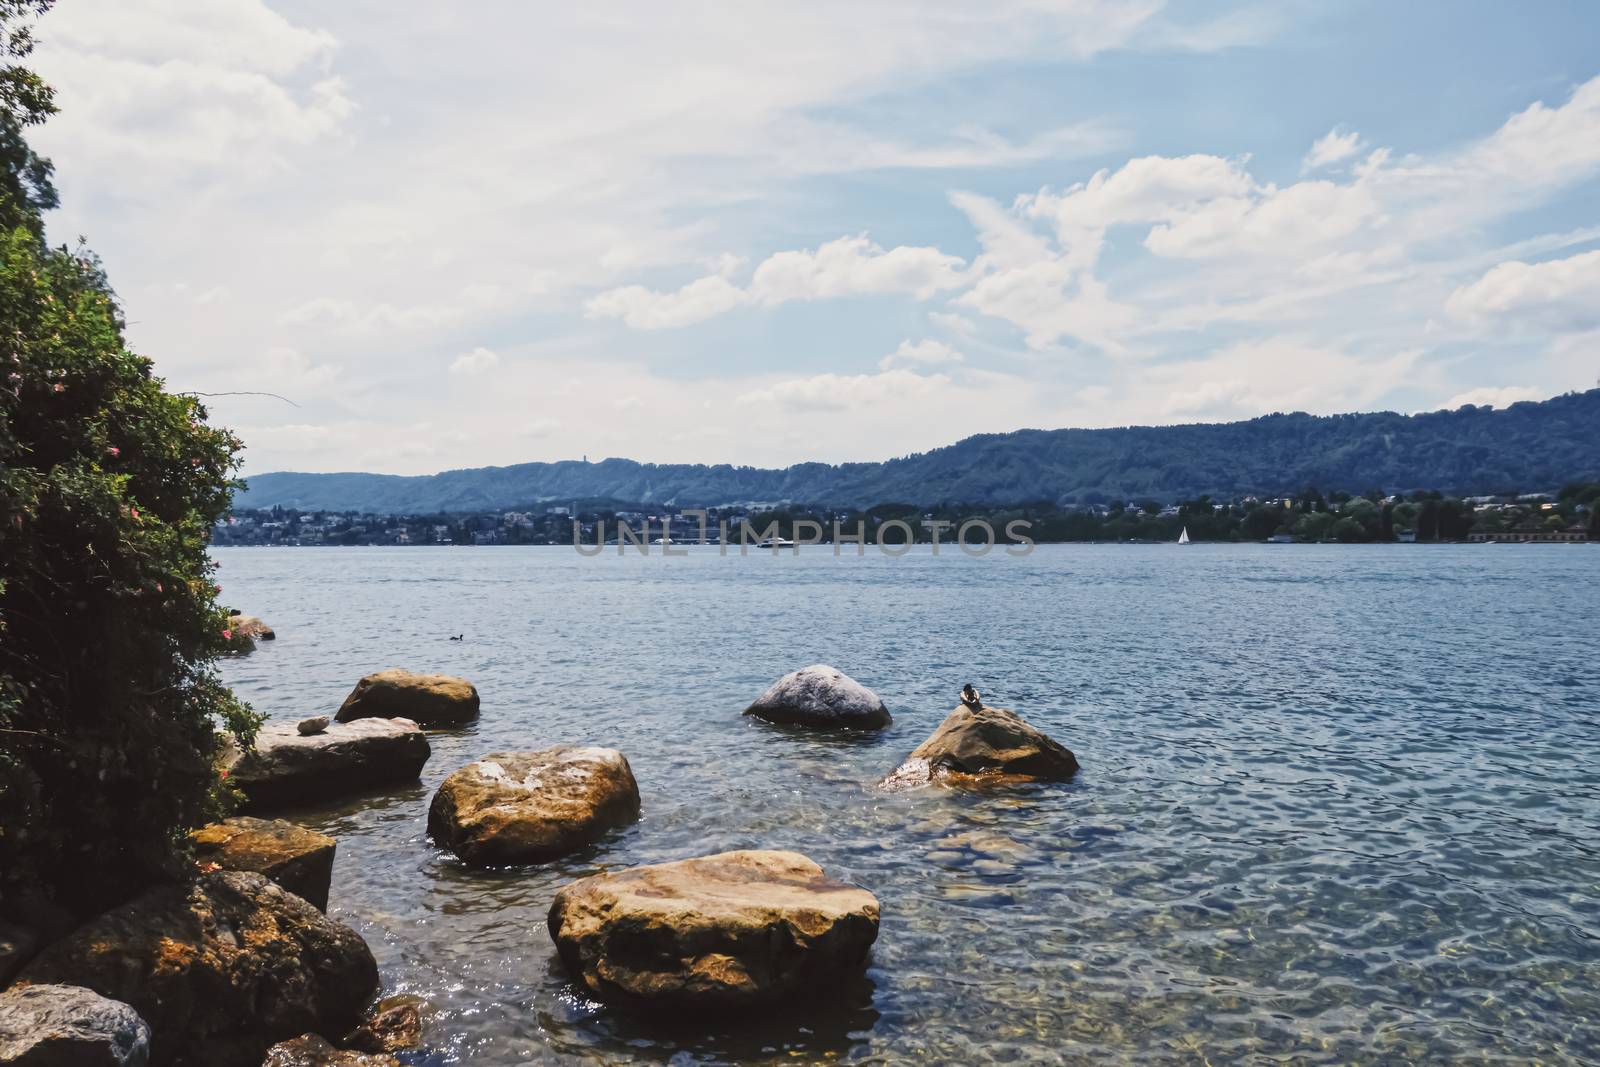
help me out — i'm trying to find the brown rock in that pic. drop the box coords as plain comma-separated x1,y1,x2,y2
226,614,275,642
428,747,639,866
296,717,329,736
548,849,879,1010
260,1035,397,1067
226,718,430,812
189,817,336,911
882,703,1078,789
335,670,478,728
338,996,422,1055
19,872,377,1067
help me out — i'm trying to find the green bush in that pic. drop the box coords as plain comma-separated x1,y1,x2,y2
0,1,258,919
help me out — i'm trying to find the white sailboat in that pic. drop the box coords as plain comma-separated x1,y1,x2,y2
1177,526,1190,545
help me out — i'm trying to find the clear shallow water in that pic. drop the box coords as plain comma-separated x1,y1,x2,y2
213,544,1600,1065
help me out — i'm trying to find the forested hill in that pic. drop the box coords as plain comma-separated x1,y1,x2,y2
237,389,1600,512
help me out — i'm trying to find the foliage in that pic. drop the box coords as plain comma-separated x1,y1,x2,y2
239,389,1600,513
0,1,257,919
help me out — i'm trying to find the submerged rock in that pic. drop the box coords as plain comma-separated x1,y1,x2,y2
428,747,639,866
338,997,422,1055
19,872,377,1067
228,718,430,811
189,817,336,911
0,983,151,1066
548,849,879,1010
336,670,478,728
226,614,275,642
882,703,1078,790
260,1035,397,1067
744,665,891,730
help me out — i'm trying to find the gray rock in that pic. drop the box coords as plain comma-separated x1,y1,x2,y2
227,718,430,811
296,716,329,736
743,665,891,730
0,983,150,1066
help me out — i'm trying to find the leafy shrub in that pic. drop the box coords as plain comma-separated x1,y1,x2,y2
0,1,258,918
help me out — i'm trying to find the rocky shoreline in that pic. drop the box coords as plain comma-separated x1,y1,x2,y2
0,663,1077,1066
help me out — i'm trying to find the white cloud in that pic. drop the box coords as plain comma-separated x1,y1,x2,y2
879,339,964,370
32,0,351,184
1445,249,1600,332
586,235,967,329
583,275,747,330
739,368,952,412
450,346,500,376
751,235,966,303
1301,127,1365,173
1437,385,1545,410
1154,339,1425,420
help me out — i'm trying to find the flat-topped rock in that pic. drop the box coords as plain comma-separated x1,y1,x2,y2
336,670,478,728
0,983,151,1066
19,872,377,1067
227,717,430,812
882,703,1078,790
548,849,879,1010
428,747,639,866
744,665,890,730
189,817,336,911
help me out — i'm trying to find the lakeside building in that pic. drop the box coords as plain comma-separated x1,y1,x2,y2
1467,527,1589,543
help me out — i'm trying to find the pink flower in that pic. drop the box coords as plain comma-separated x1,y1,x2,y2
222,629,233,640
52,383,64,393
107,446,120,457
130,507,140,519
214,584,222,593
155,582,163,593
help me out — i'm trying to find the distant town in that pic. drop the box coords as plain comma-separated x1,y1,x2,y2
212,484,1598,547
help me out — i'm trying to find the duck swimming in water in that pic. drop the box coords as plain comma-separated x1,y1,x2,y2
960,683,981,709
448,633,464,641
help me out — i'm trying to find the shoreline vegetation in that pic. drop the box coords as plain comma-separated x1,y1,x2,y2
214,482,1600,548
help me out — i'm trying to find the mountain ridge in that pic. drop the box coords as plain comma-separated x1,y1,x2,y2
235,389,1600,513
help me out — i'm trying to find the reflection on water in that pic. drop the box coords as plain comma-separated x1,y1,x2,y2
214,544,1600,1064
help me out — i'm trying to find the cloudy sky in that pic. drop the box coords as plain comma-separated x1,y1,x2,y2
27,1,1600,476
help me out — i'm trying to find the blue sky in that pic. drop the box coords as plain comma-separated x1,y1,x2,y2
27,1,1600,474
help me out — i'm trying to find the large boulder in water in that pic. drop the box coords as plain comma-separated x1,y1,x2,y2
0,983,151,1066
882,703,1078,790
336,670,478,728
548,849,879,1010
18,872,377,1067
189,817,336,911
428,747,640,866
743,665,890,730
228,718,430,811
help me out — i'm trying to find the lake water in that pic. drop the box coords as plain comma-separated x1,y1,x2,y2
213,543,1600,1065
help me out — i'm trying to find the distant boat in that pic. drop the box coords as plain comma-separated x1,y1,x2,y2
1177,526,1190,545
